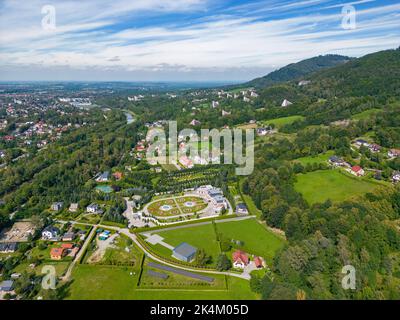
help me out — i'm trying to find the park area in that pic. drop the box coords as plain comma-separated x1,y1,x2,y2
294,169,384,205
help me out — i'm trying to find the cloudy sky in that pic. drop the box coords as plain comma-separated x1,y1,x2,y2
0,0,399,82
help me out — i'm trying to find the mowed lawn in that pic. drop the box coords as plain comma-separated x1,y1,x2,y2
152,223,221,264
294,170,381,205
264,115,305,128
215,219,285,262
67,264,257,300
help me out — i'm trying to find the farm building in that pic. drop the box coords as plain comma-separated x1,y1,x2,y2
172,242,197,262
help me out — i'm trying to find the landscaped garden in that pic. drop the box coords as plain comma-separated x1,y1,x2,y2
147,196,207,217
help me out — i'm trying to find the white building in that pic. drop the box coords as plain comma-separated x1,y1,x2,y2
281,99,293,107
86,203,103,214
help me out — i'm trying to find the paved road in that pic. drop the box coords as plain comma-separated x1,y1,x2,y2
140,215,255,235
61,226,97,282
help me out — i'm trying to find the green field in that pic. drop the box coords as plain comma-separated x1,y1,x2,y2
149,223,221,265
294,170,382,205
67,264,257,300
215,219,285,262
294,151,334,165
351,108,382,120
264,115,305,128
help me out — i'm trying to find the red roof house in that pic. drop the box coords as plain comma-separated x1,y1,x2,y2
254,256,263,268
113,172,123,180
61,243,74,250
232,250,249,269
351,166,365,176
50,248,65,260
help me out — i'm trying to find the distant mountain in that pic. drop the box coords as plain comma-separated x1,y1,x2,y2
245,54,352,88
257,47,400,107
304,47,400,98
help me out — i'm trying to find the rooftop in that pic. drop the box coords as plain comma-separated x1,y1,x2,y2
173,242,197,258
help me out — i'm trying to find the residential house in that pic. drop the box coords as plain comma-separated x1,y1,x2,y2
172,243,197,262
86,203,103,214
232,250,249,269
95,171,110,182
236,203,249,215
281,99,293,107
0,280,14,292
369,144,381,153
50,247,65,260
51,202,63,212
354,139,370,148
41,226,60,240
388,149,400,158
254,256,264,268
350,166,365,177
298,80,311,86
256,127,272,136
0,242,18,253
189,119,201,126
211,101,219,108
112,172,123,181
61,243,74,250
69,203,79,212
243,97,250,102
328,156,346,167
62,232,75,242
250,91,259,98
392,172,400,183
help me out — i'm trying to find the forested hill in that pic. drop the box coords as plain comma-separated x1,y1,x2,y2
302,47,400,99
245,54,352,88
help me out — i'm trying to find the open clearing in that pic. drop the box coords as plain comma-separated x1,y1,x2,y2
263,115,305,128
351,108,382,120
294,169,382,205
294,151,334,166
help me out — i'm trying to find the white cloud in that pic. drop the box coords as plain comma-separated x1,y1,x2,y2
0,0,399,81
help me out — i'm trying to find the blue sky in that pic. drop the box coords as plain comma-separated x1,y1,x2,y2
0,0,399,82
